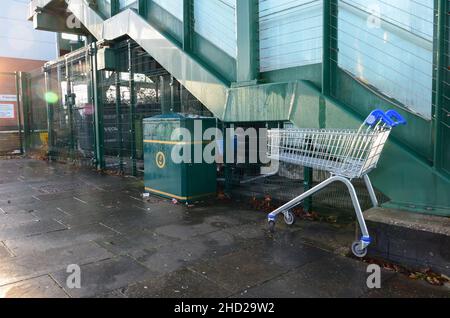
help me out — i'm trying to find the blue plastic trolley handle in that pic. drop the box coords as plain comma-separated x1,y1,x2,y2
385,110,407,127
365,109,407,128
365,109,395,127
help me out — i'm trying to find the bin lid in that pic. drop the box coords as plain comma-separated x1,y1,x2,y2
143,113,215,122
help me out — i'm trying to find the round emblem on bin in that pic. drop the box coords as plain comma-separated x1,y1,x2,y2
156,152,166,169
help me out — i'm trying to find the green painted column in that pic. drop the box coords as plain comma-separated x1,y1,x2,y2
138,0,147,17
44,69,54,159
183,0,193,52
20,72,32,153
236,0,259,83
223,122,233,196
111,0,120,16
128,40,137,176
322,0,338,97
65,58,75,161
91,43,105,170
115,71,124,173
303,0,339,212
433,0,448,172
14,72,24,155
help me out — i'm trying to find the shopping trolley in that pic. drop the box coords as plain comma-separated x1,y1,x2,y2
266,109,406,257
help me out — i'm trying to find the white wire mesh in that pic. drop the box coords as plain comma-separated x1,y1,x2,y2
267,125,391,179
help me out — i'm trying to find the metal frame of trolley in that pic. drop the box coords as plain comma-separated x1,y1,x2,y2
266,109,407,257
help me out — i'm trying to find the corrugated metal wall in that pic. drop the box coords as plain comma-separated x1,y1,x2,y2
258,0,323,72
152,0,183,21
193,0,237,58
337,0,434,119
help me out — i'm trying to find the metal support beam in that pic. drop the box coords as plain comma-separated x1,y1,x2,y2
236,0,258,83
183,0,193,52
33,11,86,36
303,0,339,212
91,43,105,170
44,69,54,159
20,72,32,153
14,72,24,155
322,0,338,96
111,0,120,16
128,40,137,176
115,71,124,173
223,122,233,196
433,0,448,170
138,0,147,17
65,57,75,161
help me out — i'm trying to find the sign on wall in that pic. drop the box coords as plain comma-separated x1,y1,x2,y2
0,95,17,102
0,104,15,119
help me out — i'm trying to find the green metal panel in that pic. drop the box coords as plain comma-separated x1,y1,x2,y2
145,0,184,44
236,0,258,83
223,82,295,122
334,69,433,162
128,40,137,176
260,64,322,90
290,80,450,216
90,43,105,170
191,33,237,83
183,0,193,51
143,114,217,202
96,48,116,71
433,0,449,174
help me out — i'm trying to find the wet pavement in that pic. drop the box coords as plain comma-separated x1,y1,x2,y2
0,159,448,298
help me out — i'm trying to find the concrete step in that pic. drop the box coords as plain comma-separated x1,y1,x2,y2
365,207,450,276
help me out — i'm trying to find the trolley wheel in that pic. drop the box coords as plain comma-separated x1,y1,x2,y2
283,211,296,226
351,241,368,258
268,221,276,233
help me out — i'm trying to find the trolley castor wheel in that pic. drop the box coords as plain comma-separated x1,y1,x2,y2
351,241,368,258
283,210,296,226
268,220,276,233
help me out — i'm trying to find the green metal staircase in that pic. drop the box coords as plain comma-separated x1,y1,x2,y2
28,0,450,216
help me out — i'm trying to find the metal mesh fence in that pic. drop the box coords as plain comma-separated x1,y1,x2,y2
44,47,95,166
28,69,49,153
100,40,212,175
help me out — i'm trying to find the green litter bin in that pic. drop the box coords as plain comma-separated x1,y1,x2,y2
143,114,217,203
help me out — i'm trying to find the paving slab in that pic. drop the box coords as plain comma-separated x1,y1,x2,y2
3,223,117,256
51,256,154,298
0,275,68,298
0,243,13,258
94,230,176,259
155,223,218,240
0,219,67,241
0,212,39,225
122,268,231,298
239,254,396,298
189,240,328,294
0,242,113,286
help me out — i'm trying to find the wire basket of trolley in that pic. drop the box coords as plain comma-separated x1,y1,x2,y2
266,109,406,258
